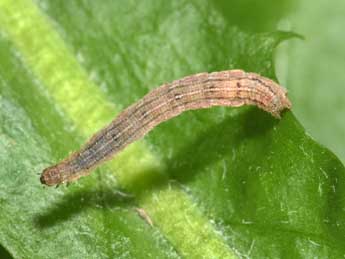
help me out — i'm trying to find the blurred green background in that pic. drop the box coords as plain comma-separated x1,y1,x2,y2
276,0,345,164
217,0,345,164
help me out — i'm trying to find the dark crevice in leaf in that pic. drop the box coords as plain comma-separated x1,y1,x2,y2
0,244,13,259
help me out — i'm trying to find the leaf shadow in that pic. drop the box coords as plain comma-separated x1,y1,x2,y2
34,186,135,229
163,107,280,183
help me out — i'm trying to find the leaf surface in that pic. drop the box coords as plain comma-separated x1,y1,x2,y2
0,1,344,258
276,0,345,163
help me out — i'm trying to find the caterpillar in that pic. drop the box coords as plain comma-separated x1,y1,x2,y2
40,70,291,186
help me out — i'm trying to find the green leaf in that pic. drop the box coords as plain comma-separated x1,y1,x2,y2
0,0,344,258
276,0,345,164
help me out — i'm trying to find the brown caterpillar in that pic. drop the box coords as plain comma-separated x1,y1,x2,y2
40,70,291,186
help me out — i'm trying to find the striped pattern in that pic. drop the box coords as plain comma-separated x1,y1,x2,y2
41,70,291,185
